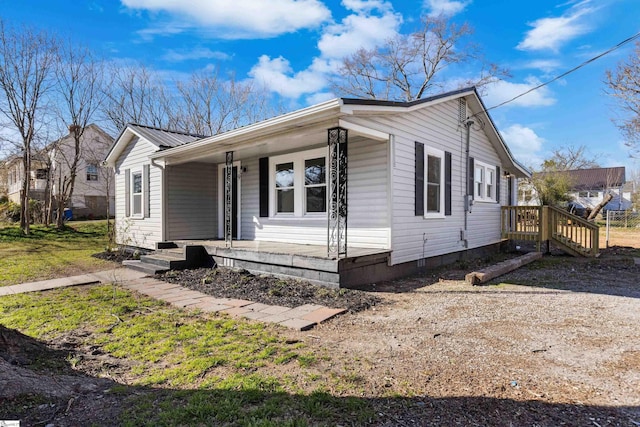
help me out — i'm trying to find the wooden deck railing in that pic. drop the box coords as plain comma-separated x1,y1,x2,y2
501,205,599,257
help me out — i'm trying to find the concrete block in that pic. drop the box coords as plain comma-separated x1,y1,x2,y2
278,318,316,331
222,306,252,317
302,307,347,324
260,305,293,315
241,311,271,320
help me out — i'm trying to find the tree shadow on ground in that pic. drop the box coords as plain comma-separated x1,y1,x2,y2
2,325,638,427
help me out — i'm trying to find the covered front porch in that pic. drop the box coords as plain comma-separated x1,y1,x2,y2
158,106,392,258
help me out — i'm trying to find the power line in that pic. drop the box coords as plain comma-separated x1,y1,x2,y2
483,31,640,113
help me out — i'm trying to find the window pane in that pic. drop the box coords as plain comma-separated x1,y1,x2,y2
133,173,142,194
306,187,326,213
305,157,325,185
427,155,440,184
133,194,142,215
427,184,440,212
275,162,294,188
277,189,294,213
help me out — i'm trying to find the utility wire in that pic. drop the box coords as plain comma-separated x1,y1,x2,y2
482,31,640,114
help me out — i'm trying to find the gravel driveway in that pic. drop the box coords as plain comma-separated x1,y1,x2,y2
282,250,640,426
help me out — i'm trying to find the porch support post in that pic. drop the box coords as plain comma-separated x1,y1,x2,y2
224,151,233,247
327,127,348,258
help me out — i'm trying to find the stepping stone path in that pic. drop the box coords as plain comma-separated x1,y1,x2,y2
0,269,346,331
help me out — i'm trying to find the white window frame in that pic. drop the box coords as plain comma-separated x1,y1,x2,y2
86,163,99,181
269,147,327,218
424,146,445,219
131,169,144,218
474,160,497,203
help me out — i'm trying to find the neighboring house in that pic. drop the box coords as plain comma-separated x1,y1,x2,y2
104,87,530,287
518,166,632,213
4,124,115,218
5,153,50,204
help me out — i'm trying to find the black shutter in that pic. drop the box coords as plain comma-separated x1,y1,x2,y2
259,157,269,217
415,142,424,216
468,157,475,199
124,169,130,217
496,166,501,203
445,151,452,216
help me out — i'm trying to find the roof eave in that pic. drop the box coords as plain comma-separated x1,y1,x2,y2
150,98,343,160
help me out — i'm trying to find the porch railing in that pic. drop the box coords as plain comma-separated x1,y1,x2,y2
501,205,599,257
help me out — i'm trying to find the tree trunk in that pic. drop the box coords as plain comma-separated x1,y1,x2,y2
587,193,614,220
20,150,31,234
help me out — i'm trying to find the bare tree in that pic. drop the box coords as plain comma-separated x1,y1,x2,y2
0,22,57,234
330,15,509,101
101,63,174,134
527,145,600,207
605,41,640,158
52,42,105,228
175,69,275,136
542,145,600,171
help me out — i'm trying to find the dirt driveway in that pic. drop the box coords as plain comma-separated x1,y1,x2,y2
284,251,640,425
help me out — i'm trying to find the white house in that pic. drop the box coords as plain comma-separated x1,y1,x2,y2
518,166,632,214
104,87,530,287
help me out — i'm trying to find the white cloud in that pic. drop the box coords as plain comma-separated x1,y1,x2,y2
500,124,546,167
517,2,595,52
318,9,401,59
162,47,231,62
249,55,328,99
483,78,556,109
121,0,331,39
423,0,471,17
522,59,562,73
248,0,401,99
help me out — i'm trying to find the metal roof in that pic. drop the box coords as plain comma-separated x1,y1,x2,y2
127,124,205,149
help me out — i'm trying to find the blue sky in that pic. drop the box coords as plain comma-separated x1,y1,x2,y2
1,0,639,172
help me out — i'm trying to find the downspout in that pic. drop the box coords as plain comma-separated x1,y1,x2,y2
463,119,474,249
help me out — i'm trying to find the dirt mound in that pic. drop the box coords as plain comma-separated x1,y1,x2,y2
156,267,381,313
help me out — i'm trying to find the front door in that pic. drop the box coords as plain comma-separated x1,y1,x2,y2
218,162,241,239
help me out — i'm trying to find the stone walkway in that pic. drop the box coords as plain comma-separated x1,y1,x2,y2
0,268,345,331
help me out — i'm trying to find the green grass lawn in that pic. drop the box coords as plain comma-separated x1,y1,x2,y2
0,285,373,426
0,220,117,286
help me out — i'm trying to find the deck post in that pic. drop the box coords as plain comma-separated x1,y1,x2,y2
224,151,233,248
327,127,348,258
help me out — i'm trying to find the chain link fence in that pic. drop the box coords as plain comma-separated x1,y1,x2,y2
603,210,640,248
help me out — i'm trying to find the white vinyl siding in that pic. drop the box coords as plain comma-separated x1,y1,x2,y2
240,137,389,249
114,136,163,249
343,98,505,265
167,162,216,240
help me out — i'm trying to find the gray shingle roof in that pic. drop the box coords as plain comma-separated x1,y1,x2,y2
537,167,626,191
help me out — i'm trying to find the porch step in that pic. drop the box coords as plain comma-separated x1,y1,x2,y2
123,244,213,274
140,253,187,270
122,260,169,275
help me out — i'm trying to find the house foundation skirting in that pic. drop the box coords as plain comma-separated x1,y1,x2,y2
196,241,505,289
